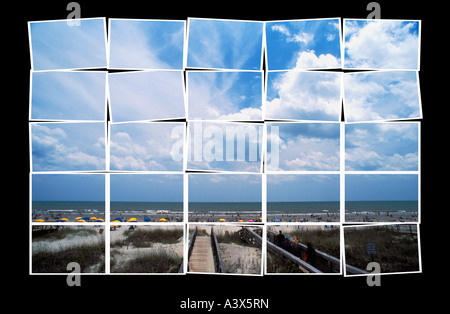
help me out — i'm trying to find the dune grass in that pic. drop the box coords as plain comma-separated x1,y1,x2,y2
32,241,105,273
344,226,419,273
111,249,182,273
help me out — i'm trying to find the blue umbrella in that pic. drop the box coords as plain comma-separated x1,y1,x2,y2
273,219,281,222
114,217,123,222
144,217,152,222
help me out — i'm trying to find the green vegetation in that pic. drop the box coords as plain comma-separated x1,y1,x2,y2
32,241,105,273
111,249,182,273
288,227,340,258
344,226,419,273
113,227,183,248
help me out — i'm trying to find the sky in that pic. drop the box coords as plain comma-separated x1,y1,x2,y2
187,121,263,172
108,71,185,122
109,122,184,171
31,122,106,171
267,174,339,202
267,123,340,171
265,18,341,70
32,174,105,201
187,18,263,70
30,71,106,121
188,174,261,202
108,19,185,69
345,174,418,201
344,19,420,70
266,71,341,121
345,122,419,171
343,71,421,122
29,18,107,70
110,174,183,202
187,71,263,120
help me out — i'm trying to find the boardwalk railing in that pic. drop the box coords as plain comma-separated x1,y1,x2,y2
267,230,368,274
210,227,226,273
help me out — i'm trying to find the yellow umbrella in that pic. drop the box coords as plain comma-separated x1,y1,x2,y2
35,219,45,222
60,218,69,221
128,218,137,222
159,218,167,222
75,217,82,220
238,220,244,222
96,218,104,222
112,220,121,223
219,218,226,222
77,219,86,222
90,217,98,220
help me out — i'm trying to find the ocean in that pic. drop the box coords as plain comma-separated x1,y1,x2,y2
267,201,339,215
31,200,418,216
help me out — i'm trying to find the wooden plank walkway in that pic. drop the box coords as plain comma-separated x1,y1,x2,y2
188,236,215,273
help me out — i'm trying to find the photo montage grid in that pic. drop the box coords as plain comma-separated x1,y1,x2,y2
29,16,422,277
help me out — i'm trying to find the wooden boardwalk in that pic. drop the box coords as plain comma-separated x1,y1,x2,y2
188,236,215,273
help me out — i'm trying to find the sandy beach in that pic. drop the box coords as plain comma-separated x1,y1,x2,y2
344,212,418,222
267,213,340,223
32,210,183,223
188,212,262,223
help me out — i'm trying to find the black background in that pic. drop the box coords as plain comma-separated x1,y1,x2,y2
15,0,436,311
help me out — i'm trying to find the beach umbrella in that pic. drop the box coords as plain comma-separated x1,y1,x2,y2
128,218,137,222
219,218,226,222
159,218,167,222
60,218,69,221
144,217,152,222
82,217,90,221
75,217,82,220
90,217,98,220
77,219,86,222
238,220,244,222
34,219,45,222
114,217,123,222
112,220,121,223
273,219,281,222
95,219,104,222
56,219,66,222
248,220,254,222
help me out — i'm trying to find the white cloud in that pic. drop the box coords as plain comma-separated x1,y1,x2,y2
345,20,419,69
266,71,341,120
294,51,341,69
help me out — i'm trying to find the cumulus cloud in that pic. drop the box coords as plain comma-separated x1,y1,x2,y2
31,124,105,171
345,123,419,171
266,71,341,121
344,20,420,69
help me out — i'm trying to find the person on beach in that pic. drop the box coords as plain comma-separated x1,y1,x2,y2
281,238,292,252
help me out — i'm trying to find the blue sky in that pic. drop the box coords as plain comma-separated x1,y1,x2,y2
187,18,263,70
265,18,341,70
344,19,420,70
108,71,185,122
187,71,262,120
345,174,418,201
187,121,263,172
344,71,421,122
267,174,339,202
188,174,261,202
29,18,107,70
345,123,419,171
30,71,106,120
31,122,105,171
266,71,341,121
109,19,185,69
110,174,183,202
267,123,340,171
110,122,184,171
32,174,105,201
